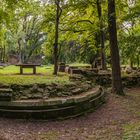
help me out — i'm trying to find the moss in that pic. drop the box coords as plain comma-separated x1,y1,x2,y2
39,131,59,140
69,63,90,67
0,86,105,119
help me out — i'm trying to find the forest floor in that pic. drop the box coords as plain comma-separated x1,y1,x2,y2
0,87,140,140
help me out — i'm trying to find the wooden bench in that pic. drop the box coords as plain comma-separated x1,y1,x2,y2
15,64,41,74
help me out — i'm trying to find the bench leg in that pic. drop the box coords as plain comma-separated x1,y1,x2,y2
33,67,36,74
20,66,23,74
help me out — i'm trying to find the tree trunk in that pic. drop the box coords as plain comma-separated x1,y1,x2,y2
18,38,22,63
130,57,134,68
130,48,134,68
137,55,139,68
0,47,2,62
108,0,124,95
3,45,5,62
97,0,107,70
53,0,60,75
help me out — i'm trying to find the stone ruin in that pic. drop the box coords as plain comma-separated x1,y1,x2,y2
8,54,43,65
122,66,140,75
27,55,43,64
8,54,19,64
58,63,67,72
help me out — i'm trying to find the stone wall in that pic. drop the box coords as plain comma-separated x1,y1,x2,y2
0,86,105,120
69,69,140,87
0,81,94,101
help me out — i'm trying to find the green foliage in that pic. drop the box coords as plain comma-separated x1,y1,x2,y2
118,0,140,66
0,0,140,65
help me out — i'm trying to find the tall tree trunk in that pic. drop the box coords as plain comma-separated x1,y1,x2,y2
0,47,5,62
53,0,62,75
97,0,107,70
137,55,139,68
0,47,2,62
22,15,27,64
3,45,5,62
108,0,124,95
18,38,22,63
130,56,134,68
53,0,60,75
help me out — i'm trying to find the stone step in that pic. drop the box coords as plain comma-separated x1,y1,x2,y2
0,87,105,119
0,88,13,101
0,88,13,93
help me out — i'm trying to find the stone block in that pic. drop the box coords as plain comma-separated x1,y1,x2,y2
70,69,82,75
0,88,13,101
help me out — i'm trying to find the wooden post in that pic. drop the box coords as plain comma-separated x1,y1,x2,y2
33,66,36,74
20,66,23,74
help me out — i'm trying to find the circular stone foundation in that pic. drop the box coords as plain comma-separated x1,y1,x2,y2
0,86,105,120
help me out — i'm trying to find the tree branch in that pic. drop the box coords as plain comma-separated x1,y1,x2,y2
59,28,87,33
76,20,94,24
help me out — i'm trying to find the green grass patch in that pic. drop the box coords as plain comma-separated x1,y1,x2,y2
0,65,53,75
0,65,70,85
123,89,140,117
39,131,59,140
68,63,90,67
123,121,140,140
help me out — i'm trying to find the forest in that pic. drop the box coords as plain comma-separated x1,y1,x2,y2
1,0,140,92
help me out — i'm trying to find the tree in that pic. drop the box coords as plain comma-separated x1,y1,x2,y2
118,0,140,68
53,0,62,75
108,0,124,95
96,0,107,70
1,0,47,64
57,0,100,65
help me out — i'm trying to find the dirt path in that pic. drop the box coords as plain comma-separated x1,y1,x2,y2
0,88,140,140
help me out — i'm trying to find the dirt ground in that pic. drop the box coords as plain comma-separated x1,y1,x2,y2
0,87,140,140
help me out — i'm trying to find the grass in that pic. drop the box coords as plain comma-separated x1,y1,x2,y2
0,65,70,85
122,88,140,140
0,65,52,75
38,131,59,140
123,121,140,140
68,63,90,67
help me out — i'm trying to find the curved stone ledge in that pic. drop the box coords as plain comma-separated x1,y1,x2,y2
0,86,105,120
